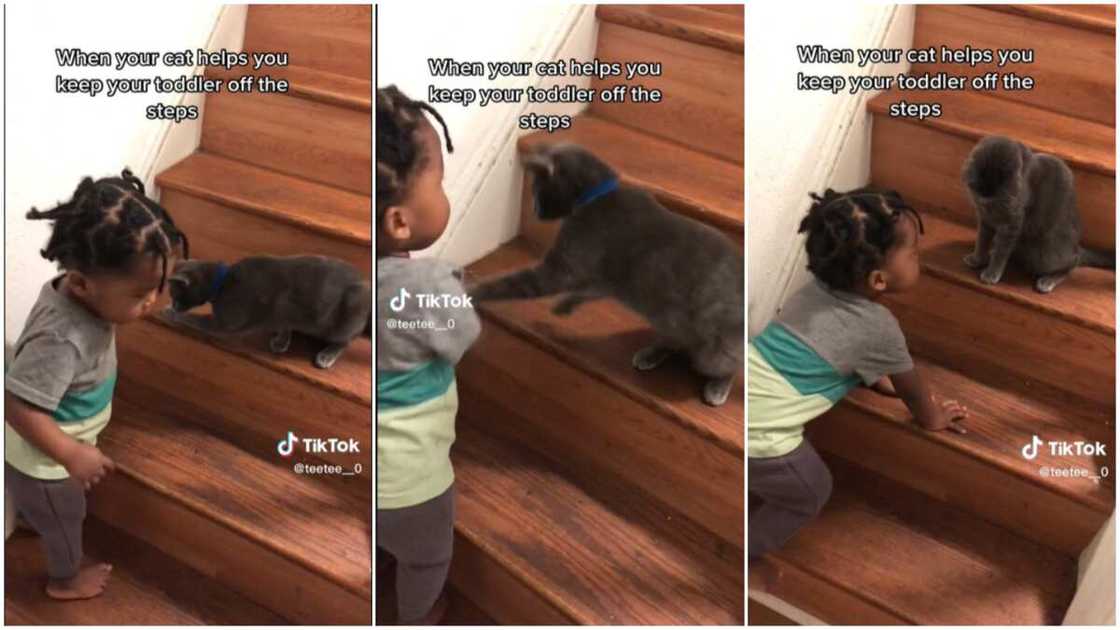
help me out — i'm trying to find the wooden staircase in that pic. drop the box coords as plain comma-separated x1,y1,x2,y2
438,5,745,624
750,5,1115,625
6,5,372,624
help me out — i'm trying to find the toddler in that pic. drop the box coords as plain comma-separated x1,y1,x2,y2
375,85,481,624
748,186,966,558
6,169,188,598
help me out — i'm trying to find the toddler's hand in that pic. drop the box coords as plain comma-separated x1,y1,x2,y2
63,443,116,491
922,397,968,434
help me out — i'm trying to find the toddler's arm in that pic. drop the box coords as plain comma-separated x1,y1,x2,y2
888,369,968,434
5,392,115,489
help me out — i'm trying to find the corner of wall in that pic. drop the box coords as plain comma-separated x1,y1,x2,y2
432,5,598,267
147,5,248,200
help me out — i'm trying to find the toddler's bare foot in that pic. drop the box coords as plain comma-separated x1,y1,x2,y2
45,563,113,600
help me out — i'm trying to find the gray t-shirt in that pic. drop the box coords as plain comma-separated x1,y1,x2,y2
771,278,913,386
376,256,481,372
5,277,116,479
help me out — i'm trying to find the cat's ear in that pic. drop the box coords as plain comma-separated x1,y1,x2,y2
522,151,554,178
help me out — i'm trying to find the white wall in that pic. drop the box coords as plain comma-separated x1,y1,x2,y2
377,3,595,266
747,4,913,336
5,4,225,340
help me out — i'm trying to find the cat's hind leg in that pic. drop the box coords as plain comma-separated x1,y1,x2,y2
1035,270,1072,294
315,344,347,369
691,342,741,407
269,330,292,353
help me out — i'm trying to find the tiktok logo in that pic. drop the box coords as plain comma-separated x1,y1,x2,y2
390,288,411,312
277,431,298,457
1022,435,1043,460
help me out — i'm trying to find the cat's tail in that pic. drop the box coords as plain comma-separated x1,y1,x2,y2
1079,247,1115,270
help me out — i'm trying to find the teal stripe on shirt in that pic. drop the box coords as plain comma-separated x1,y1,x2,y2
752,323,857,403
378,359,454,410
54,371,117,422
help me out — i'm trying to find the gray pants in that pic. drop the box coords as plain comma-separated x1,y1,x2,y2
377,483,455,623
748,440,833,558
5,462,86,580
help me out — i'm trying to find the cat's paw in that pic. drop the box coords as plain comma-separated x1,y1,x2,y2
702,378,732,407
269,332,291,354
963,253,989,270
314,346,345,369
551,298,579,316
632,345,673,371
1034,274,1067,294
979,267,1003,285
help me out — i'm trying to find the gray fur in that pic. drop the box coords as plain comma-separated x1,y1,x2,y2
469,143,744,406
962,135,1114,293
165,255,371,369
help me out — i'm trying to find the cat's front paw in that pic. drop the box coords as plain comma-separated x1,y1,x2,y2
703,377,732,407
979,266,1003,285
963,252,988,270
632,345,673,371
269,331,291,354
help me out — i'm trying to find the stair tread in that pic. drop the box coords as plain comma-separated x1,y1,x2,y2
157,152,370,246
869,89,1115,176
841,355,1113,513
596,4,743,53
99,397,371,598
466,238,744,455
6,518,288,624
918,212,1115,335
144,311,372,407
208,64,371,111
517,116,743,234
453,424,743,624
986,4,1115,34
757,458,1076,625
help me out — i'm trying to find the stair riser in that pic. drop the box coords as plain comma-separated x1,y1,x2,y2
160,190,371,278
457,322,744,549
912,6,1114,126
591,21,743,163
117,320,371,478
751,561,909,625
871,114,1115,251
884,272,1114,410
516,173,742,258
200,89,371,195
807,408,1107,556
89,473,370,624
449,534,573,625
243,5,372,81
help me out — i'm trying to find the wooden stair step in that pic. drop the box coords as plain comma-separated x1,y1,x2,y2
207,64,371,111
5,519,287,624
869,89,1115,250
242,4,371,81
199,85,371,195
752,457,1077,625
156,152,370,277
986,3,1115,35
596,4,744,53
118,314,370,475
91,398,371,623
918,212,1114,335
451,424,743,624
461,239,743,547
911,5,1114,126
517,115,743,249
810,356,1112,555
590,17,743,163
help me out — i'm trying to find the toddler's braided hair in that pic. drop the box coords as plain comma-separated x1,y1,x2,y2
376,85,453,223
798,186,923,291
26,168,189,291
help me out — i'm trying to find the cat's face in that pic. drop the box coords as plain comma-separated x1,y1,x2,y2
167,260,212,312
963,135,1028,200
523,143,618,220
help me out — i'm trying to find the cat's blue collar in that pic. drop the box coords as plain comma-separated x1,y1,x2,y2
534,177,620,218
209,263,230,300
575,177,619,207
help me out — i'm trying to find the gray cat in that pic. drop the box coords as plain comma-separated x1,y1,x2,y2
961,135,1113,293
468,143,744,406
165,255,371,369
